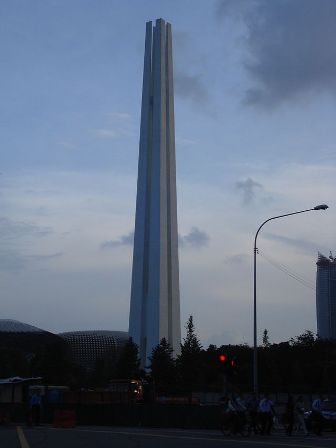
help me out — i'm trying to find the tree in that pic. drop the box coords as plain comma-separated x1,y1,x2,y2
89,354,116,387
114,338,140,379
181,316,203,354
289,330,316,347
149,338,176,394
262,329,271,348
177,316,202,401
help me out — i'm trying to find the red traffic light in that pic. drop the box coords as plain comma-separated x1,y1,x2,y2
219,354,226,362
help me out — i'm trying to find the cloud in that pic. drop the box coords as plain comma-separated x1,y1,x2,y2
0,249,63,272
216,0,257,18
263,233,326,255
101,227,209,251
92,128,117,139
0,217,52,240
179,227,210,248
93,112,135,140
217,0,336,107
0,249,26,271
28,252,63,261
173,30,212,112
109,112,132,121
59,141,77,150
0,217,56,272
176,136,197,146
225,254,248,264
174,73,209,106
235,178,263,204
101,231,134,249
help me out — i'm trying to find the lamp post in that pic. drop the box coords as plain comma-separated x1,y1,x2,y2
253,204,328,395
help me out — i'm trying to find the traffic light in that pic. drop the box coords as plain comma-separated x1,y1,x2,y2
218,353,227,374
217,353,237,377
219,354,226,362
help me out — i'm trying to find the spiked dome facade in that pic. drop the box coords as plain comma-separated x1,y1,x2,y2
129,19,181,366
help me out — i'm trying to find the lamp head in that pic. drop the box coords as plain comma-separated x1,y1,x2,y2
314,204,329,210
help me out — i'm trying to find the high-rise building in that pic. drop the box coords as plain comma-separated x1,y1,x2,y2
316,252,336,339
129,19,181,366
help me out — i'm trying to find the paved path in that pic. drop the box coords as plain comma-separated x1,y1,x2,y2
2,425,336,448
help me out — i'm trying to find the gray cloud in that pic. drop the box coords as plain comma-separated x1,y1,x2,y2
174,73,209,106
173,30,211,112
235,178,263,204
217,0,336,107
28,252,63,261
92,128,117,139
102,227,209,250
0,249,26,271
59,141,77,151
225,254,249,264
0,217,52,240
101,231,134,249
0,249,63,272
0,217,55,272
216,0,256,18
179,227,210,248
263,232,327,255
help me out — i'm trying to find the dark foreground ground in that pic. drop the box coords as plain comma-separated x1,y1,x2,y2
2,425,336,448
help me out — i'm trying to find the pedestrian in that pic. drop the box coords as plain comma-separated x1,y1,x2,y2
235,393,247,436
29,390,42,426
226,393,239,435
219,396,231,435
295,395,308,436
285,395,295,436
246,393,260,435
311,395,323,436
226,393,246,436
259,393,275,435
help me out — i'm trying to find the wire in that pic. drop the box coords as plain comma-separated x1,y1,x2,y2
258,250,315,290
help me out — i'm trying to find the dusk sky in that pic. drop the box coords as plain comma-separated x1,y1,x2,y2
1,0,335,346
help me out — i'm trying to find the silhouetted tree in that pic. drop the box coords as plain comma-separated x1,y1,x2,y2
89,353,116,387
177,316,202,401
290,330,316,347
149,338,176,394
114,338,140,379
262,329,271,347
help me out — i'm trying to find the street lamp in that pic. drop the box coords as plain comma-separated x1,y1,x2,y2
253,204,328,394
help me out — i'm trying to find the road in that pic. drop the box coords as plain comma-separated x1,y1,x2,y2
2,426,336,448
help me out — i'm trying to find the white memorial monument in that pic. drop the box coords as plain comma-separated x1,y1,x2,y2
129,19,181,366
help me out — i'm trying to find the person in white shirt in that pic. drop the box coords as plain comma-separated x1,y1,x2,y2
226,393,246,436
29,390,42,426
312,397,322,412
311,395,323,435
259,394,275,435
295,396,308,436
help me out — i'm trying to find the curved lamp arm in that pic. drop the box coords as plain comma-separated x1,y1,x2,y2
254,207,324,251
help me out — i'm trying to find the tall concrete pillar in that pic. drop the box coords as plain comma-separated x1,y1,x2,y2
129,19,181,366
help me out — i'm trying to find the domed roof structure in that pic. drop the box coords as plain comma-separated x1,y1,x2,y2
0,319,62,353
0,319,47,333
59,330,129,370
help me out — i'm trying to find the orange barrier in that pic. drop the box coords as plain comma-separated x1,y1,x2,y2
53,409,76,428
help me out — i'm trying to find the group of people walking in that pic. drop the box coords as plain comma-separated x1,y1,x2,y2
283,395,309,436
220,393,324,437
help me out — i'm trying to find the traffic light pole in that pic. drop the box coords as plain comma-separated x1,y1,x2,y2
253,206,328,394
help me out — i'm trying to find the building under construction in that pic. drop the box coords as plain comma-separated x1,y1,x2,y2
316,252,336,339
